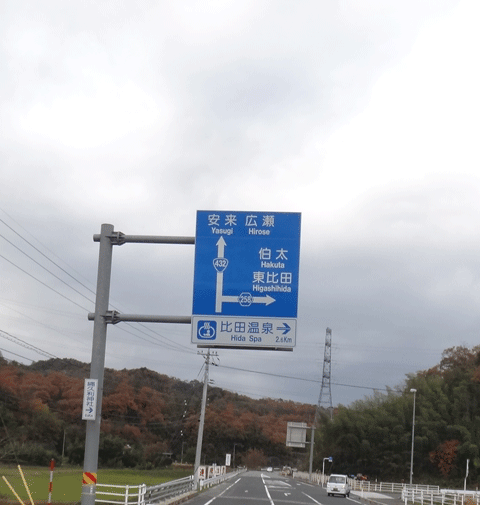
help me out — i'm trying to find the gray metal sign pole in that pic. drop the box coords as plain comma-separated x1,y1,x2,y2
308,423,315,478
81,223,114,505
81,225,195,505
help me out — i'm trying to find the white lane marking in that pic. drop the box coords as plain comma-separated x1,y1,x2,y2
262,474,276,505
302,491,323,504
203,477,242,505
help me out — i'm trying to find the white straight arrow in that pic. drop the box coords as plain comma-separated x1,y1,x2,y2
215,237,227,312
216,236,226,257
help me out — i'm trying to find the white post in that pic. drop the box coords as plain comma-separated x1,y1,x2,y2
139,484,146,505
465,459,470,491
410,389,417,485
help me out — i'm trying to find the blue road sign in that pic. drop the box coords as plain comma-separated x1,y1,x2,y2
192,211,301,349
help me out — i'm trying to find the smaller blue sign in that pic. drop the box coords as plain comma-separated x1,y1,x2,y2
196,320,217,340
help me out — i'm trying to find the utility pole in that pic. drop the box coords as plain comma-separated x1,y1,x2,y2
62,429,66,464
194,349,217,489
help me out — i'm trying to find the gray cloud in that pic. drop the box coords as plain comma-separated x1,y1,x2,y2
1,0,477,408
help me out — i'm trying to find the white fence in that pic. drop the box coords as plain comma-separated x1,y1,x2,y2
352,481,440,495
96,483,147,505
402,488,480,505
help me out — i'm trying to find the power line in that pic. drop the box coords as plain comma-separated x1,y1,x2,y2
0,347,35,362
0,329,58,359
126,322,195,354
0,252,91,312
216,363,395,393
0,231,95,306
0,217,96,297
0,208,97,290
113,324,196,355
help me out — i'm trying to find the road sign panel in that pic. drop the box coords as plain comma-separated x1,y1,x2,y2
192,211,301,349
192,316,297,349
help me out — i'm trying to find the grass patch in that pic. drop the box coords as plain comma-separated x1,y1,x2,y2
0,466,193,504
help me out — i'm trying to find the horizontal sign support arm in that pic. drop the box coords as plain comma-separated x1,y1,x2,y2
93,232,195,245
197,345,293,352
88,311,191,324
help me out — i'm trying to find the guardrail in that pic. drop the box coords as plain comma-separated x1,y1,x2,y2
96,476,195,505
144,475,195,504
95,468,247,505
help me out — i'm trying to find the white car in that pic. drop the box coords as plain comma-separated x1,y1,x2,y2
326,474,351,497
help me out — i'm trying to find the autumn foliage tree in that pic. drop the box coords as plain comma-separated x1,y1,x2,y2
429,440,460,478
243,448,268,469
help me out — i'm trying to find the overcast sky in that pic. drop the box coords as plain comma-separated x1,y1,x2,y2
1,0,479,410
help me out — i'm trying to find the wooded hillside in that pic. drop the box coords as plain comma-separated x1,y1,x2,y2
0,357,314,469
315,345,480,487
3,345,480,487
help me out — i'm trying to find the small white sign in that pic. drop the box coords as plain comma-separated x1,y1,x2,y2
82,379,98,420
226,453,231,466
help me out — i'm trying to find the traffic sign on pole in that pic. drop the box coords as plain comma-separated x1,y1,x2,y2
192,211,301,349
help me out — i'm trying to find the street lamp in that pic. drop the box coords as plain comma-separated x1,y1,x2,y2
233,443,242,468
409,389,417,485
322,457,333,487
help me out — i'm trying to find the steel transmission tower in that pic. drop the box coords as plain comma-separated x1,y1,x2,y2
316,327,333,420
309,328,334,476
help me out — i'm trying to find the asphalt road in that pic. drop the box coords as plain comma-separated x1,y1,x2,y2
185,470,369,505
